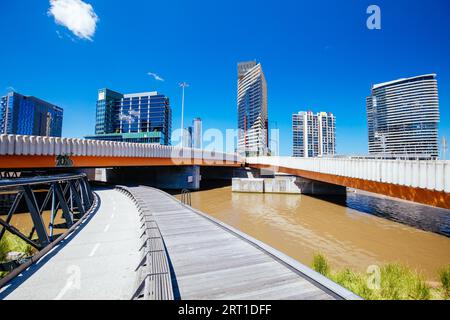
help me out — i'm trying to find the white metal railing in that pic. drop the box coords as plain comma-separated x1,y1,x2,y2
246,156,450,193
0,134,244,164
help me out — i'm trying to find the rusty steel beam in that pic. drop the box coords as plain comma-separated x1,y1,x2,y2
249,164,450,210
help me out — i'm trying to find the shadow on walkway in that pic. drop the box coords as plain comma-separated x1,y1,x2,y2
0,192,103,299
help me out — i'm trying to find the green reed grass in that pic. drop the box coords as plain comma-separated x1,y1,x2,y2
311,253,438,300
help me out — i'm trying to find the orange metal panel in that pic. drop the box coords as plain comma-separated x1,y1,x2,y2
0,155,242,169
0,156,56,169
249,164,450,210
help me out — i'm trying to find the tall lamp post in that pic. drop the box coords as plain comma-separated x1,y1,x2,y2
179,82,189,147
374,132,387,159
269,121,279,156
442,136,448,160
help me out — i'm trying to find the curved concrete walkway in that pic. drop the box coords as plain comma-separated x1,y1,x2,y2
1,189,141,300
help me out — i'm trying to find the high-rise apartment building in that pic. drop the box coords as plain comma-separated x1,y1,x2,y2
183,118,202,149
367,74,440,159
237,61,268,156
292,111,336,158
184,126,192,148
0,91,63,137
191,118,202,149
86,88,172,145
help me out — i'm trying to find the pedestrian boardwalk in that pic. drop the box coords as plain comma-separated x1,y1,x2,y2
119,186,360,300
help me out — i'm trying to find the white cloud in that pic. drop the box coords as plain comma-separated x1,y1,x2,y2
148,72,165,82
48,0,99,41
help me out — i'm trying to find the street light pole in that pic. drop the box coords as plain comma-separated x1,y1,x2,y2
374,131,387,159
179,82,189,147
442,136,448,160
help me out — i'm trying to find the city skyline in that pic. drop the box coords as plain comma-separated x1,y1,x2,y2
1,1,449,157
0,1,450,304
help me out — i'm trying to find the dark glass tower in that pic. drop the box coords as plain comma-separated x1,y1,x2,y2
0,91,63,137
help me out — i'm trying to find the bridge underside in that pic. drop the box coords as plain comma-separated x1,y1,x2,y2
249,164,450,210
0,156,242,170
92,166,247,191
95,166,202,190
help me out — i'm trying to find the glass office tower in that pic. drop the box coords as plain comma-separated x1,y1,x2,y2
87,89,172,145
367,74,440,159
0,91,63,137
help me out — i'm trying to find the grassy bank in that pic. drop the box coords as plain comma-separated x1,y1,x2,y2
311,253,449,300
0,232,34,279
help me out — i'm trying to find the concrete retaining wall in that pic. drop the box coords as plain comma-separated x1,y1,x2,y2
264,177,301,194
232,178,265,193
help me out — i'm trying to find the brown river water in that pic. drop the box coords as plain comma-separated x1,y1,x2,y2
4,186,450,281
177,187,450,281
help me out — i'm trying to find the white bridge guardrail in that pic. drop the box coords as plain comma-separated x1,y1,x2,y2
0,134,244,164
246,156,450,193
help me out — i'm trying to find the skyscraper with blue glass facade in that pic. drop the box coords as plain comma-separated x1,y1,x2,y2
86,88,172,145
0,91,63,136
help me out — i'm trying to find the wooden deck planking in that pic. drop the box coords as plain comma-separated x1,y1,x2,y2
118,186,359,300
209,277,332,300
118,187,360,300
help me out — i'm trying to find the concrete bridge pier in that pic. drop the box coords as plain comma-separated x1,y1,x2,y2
233,176,346,196
88,166,201,190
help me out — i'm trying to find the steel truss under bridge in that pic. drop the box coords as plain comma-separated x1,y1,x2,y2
0,174,94,250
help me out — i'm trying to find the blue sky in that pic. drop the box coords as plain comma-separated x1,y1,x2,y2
1,0,449,157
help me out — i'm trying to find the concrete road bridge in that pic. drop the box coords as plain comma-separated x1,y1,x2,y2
0,134,449,208
246,156,450,209
0,134,243,169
